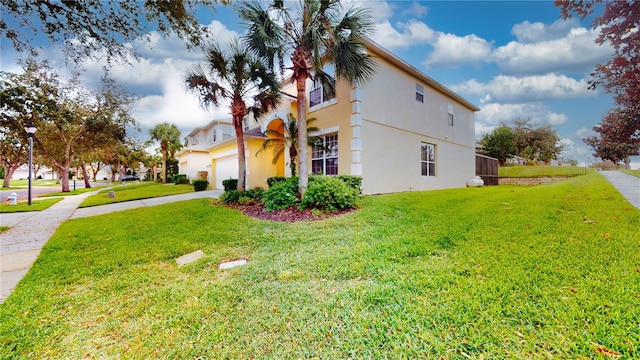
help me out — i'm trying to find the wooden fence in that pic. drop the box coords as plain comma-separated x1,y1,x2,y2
476,154,499,186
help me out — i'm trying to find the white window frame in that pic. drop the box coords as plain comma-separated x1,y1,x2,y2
309,65,337,111
416,83,424,103
447,103,454,126
421,143,436,177
312,133,339,175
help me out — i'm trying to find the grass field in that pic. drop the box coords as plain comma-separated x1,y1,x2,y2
1,172,638,358
1,179,61,188
79,182,194,208
620,169,640,178
499,165,589,178
0,198,63,213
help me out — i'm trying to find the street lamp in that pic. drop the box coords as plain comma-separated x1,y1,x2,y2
24,122,37,205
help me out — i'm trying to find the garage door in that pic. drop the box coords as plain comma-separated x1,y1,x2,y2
215,155,238,189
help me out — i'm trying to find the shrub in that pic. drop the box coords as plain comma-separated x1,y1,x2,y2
220,187,264,205
192,179,208,192
263,177,299,212
336,175,363,194
222,178,238,191
266,176,287,188
301,176,359,212
220,190,241,204
173,174,190,184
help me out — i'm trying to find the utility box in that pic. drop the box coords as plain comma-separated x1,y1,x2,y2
7,192,18,205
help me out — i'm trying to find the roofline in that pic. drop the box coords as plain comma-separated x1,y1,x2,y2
185,118,233,139
362,38,480,112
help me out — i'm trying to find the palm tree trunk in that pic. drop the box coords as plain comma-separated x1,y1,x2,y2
162,151,168,183
296,72,309,196
234,114,247,192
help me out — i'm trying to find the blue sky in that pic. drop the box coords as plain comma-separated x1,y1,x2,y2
3,1,633,166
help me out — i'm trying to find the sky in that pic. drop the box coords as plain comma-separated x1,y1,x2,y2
2,1,636,168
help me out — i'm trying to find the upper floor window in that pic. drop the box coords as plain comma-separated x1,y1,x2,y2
222,126,233,140
421,143,436,177
416,83,424,103
447,103,454,126
310,65,336,108
312,133,338,175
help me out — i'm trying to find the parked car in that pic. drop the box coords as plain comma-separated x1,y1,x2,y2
120,174,140,182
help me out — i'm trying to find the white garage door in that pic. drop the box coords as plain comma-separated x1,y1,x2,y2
215,155,238,189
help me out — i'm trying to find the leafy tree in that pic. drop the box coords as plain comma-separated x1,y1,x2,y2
239,0,376,195
0,63,51,187
584,108,640,168
512,119,564,164
256,114,321,176
481,125,517,165
186,40,281,191
149,123,182,183
557,1,640,157
1,0,224,63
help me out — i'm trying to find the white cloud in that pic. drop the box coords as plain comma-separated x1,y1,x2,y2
511,18,580,43
493,26,613,75
373,19,436,49
347,0,394,22
576,126,594,138
451,74,595,103
401,2,429,17
424,33,492,68
475,102,570,137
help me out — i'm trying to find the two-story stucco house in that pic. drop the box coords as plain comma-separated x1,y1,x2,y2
178,39,479,194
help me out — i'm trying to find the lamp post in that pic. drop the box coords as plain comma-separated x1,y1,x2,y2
24,122,38,205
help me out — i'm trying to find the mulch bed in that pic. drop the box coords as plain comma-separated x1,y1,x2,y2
227,200,355,222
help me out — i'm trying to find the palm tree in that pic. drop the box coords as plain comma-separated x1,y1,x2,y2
149,122,182,183
186,40,281,192
238,0,376,195
256,113,321,176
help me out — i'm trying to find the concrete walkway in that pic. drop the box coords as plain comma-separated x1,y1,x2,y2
0,189,222,303
600,171,640,210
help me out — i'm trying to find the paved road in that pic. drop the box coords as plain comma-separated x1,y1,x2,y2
600,171,640,210
0,180,106,202
0,189,222,303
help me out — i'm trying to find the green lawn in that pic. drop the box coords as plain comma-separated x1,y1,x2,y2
40,186,108,197
1,173,638,358
1,179,61,188
0,198,63,213
620,169,640,178
499,165,589,178
78,182,194,207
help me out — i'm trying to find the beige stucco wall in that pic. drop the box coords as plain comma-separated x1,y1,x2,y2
296,50,476,194
178,151,210,183
209,138,281,190
359,120,474,194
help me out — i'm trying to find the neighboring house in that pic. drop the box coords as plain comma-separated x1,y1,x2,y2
179,39,480,194
176,117,287,189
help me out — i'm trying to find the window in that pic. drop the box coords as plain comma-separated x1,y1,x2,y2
415,83,424,103
222,126,233,140
312,134,338,175
310,65,336,108
421,143,436,176
447,103,454,126
448,113,454,126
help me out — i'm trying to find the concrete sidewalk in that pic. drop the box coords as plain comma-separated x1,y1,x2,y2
0,189,222,303
600,171,640,210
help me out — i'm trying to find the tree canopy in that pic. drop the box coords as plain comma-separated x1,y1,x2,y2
1,0,223,63
149,123,182,183
556,0,640,166
0,59,137,191
186,39,281,191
